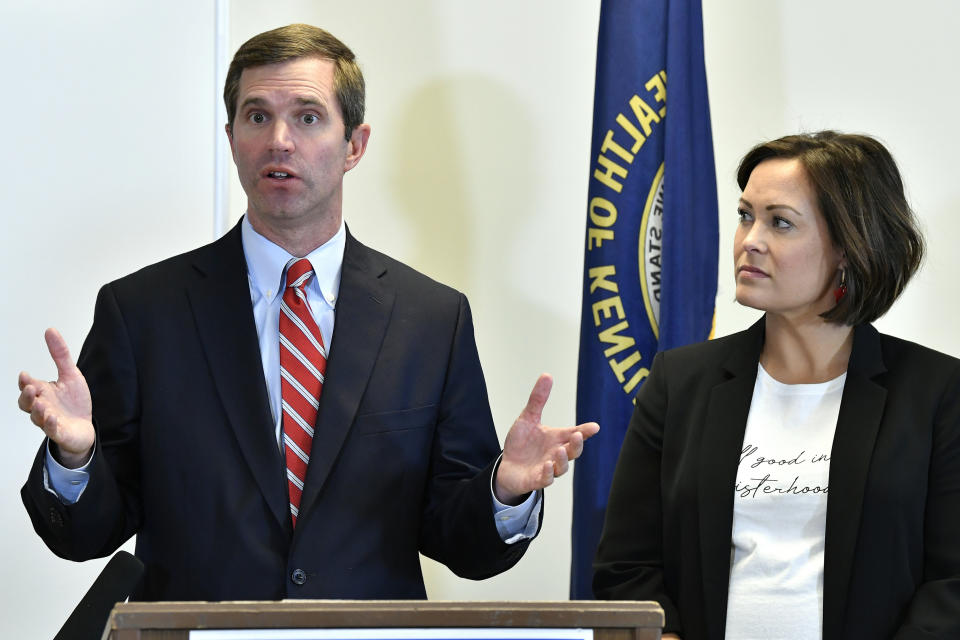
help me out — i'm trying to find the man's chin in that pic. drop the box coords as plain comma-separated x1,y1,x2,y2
246,205,333,229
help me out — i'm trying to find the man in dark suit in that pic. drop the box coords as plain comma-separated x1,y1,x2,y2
18,24,598,601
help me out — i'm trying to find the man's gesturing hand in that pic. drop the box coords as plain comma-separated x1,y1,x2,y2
494,374,600,504
18,328,95,468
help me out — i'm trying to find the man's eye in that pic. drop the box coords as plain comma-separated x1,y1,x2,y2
301,114,318,125
249,113,266,124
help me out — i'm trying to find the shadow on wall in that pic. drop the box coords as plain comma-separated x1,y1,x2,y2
386,73,535,295
389,73,585,601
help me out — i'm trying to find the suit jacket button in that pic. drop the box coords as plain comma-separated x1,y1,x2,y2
291,568,307,585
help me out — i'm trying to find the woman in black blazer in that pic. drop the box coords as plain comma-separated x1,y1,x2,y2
593,132,960,640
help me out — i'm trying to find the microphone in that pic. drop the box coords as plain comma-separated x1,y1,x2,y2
54,550,144,640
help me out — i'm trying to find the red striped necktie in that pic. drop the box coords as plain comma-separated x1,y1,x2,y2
279,258,327,528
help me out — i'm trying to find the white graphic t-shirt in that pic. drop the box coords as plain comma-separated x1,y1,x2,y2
724,363,846,640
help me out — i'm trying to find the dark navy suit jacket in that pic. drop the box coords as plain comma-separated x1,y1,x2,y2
23,221,533,600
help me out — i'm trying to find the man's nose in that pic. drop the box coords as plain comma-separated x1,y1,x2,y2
268,120,294,153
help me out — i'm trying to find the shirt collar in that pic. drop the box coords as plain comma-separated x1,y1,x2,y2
241,214,346,306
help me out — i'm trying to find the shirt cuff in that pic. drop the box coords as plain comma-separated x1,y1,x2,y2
43,440,94,504
490,454,543,544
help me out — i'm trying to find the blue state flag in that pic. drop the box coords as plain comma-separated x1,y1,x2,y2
571,0,718,600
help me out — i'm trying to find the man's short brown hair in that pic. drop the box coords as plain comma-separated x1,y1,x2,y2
223,23,365,140
737,131,925,325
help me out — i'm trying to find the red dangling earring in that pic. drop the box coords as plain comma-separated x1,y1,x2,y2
834,268,847,303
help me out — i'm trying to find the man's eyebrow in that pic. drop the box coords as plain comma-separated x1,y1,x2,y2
295,96,326,109
238,97,267,110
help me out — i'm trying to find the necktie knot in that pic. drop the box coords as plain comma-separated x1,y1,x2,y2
285,258,314,292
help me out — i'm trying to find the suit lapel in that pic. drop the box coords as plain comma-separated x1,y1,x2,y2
296,232,396,524
697,319,765,640
822,324,887,640
186,223,290,532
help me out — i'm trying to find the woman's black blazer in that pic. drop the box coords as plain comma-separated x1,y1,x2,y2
594,319,960,640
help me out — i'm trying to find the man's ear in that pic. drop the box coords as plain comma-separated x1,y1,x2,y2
225,123,236,157
344,123,371,173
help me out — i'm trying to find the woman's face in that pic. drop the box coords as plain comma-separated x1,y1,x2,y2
734,157,845,322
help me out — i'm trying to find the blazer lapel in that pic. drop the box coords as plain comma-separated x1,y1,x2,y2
296,231,396,524
822,324,887,640
698,319,765,640
186,223,290,532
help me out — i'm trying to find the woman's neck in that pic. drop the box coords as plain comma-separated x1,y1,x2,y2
760,313,854,384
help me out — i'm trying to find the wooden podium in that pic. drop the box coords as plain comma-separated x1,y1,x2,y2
102,600,664,640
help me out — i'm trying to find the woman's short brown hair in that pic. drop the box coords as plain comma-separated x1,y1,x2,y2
737,131,925,325
223,24,365,140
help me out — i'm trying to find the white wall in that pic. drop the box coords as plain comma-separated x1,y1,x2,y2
1,3,216,637
3,1,959,636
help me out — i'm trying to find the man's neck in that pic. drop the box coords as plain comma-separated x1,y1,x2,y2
246,212,343,258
